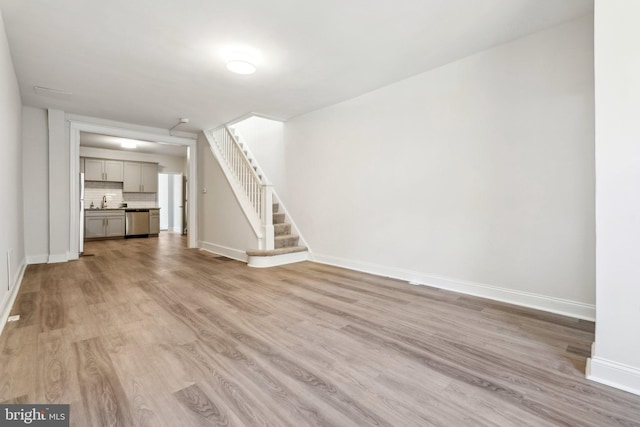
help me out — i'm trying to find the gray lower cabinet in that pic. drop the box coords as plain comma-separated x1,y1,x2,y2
149,209,160,235
85,210,125,239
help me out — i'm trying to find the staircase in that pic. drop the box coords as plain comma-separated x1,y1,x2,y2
246,202,307,256
205,125,309,267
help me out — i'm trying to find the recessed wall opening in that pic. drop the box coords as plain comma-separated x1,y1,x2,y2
69,122,198,257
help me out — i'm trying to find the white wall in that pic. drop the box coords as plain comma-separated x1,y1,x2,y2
231,117,286,199
172,174,183,232
283,15,595,318
159,174,169,230
0,10,25,326
588,0,640,395
198,134,258,261
158,173,184,232
79,146,187,175
48,109,69,263
22,106,49,263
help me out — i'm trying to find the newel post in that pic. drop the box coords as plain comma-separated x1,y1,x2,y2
262,184,274,250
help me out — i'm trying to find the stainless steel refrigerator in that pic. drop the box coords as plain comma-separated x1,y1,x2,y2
79,172,85,254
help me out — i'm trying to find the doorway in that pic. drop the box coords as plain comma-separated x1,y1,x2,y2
69,120,198,259
158,173,187,234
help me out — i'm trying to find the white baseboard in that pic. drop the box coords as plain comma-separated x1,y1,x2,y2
26,254,49,265
248,250,309,268
311,253,595,321
48,253,68,264
587,356,640,396
198,241,248,262
0,258,26,337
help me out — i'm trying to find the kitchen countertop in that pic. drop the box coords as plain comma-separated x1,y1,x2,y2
85,208,160,211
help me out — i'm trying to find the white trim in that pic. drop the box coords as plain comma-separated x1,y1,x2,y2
587,357,640,396
48,254,69,264
0,259,26,337
311,253,595,321
26,255,49,265
68,117,199,258
248,250,309,268
223,112,286,128
69,118,80,258
198,241,248,262
65,113,198,140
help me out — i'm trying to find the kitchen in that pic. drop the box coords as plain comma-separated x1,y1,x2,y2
79,132,188,251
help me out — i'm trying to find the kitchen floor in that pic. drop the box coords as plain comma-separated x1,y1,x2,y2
0,233,639,426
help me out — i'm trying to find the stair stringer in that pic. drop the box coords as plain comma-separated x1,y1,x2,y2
270,190,311,253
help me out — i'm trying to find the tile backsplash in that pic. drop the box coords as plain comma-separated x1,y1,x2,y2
84,181,157,209
123,192,157,208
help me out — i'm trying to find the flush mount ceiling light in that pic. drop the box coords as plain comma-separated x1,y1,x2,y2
226,53,257,75
121,140,137,149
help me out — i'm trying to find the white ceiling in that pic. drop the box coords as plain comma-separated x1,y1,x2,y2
81,132,188,157
0,0,593,132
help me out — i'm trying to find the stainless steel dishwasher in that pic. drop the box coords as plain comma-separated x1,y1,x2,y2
125,209,149,237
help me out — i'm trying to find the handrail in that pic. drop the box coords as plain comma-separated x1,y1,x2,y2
211,126,264,217
209,126,274,249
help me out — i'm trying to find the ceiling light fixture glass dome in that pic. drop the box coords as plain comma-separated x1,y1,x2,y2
121,140,137,149
226,53,257,75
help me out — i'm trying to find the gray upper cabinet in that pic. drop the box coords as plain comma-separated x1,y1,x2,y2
104,160,124,182
83,158,124,182
124,162,158,192
141,163,158,193
84,158,103,181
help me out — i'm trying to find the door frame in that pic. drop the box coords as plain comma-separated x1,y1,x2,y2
68,118,198,258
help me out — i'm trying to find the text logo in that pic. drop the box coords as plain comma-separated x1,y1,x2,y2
0,404,69,426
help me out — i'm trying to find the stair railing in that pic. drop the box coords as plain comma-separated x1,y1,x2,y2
208,126,274,249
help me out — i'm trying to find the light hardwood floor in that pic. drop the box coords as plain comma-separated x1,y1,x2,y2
1,233,639,426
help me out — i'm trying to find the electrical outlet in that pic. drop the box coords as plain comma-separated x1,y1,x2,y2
203,187,207,194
